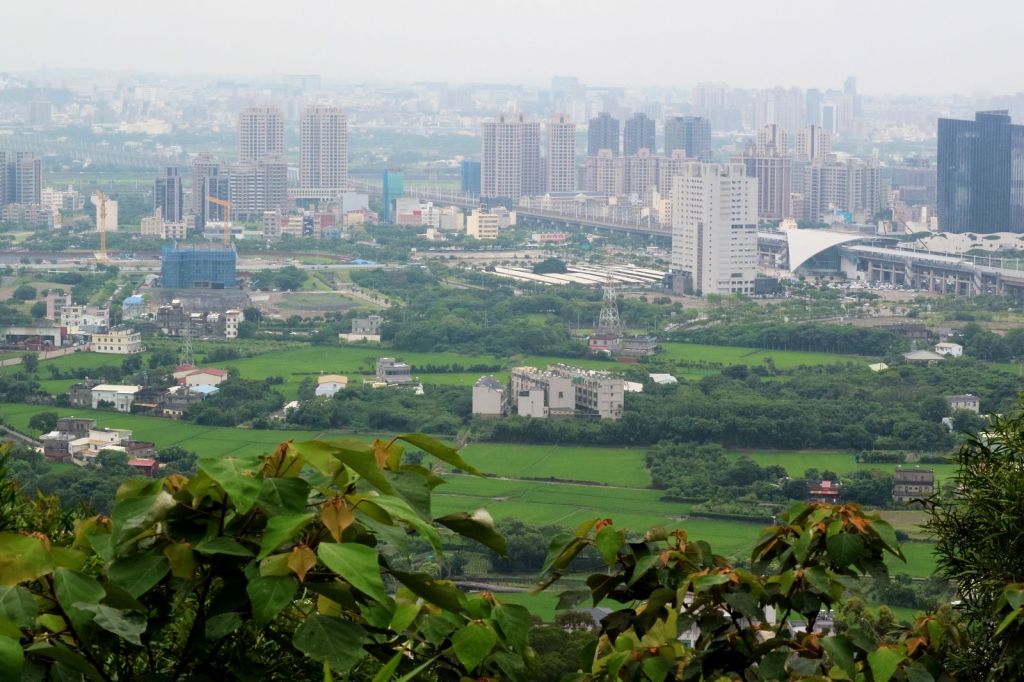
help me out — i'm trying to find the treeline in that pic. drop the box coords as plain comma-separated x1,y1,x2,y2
349,265,679,356
645,442,896,508
672,321,907,356
479,361,1020,451
186,378,285,426
286,384,471,434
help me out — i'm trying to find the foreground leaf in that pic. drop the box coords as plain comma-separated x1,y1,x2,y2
436,509,507,558
292,615,368,672
451,620,497,671
318,543,389,604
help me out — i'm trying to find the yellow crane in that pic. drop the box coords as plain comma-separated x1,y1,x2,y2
207,196,233,246
94,191,108,260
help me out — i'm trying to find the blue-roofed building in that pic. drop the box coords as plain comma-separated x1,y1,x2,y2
121,294,145,320
191,384,220,397
161,244,237,289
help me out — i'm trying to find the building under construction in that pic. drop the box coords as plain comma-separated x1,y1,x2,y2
160,243,237,289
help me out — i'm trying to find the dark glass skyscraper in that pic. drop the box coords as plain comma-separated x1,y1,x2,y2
664,116,711,160
623,113,656,155
587,112,620,156
154,166,184,222
937,110,1024,233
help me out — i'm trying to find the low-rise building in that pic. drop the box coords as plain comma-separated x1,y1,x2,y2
224,309,243,338
903,350,944,365
472,376,506,418
946,394,980,413
68,382,99,408
808,480,841,504
181,368,228,387
90,384,141,412
90,328,143,354
58,305,110,334
122,295,146,320
315,375,348,397
934,342,963,358
340,314,383,342
376,357,412,384
892,468,935,503
508,364,624,420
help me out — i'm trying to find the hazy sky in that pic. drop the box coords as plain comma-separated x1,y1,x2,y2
4,0,1022,95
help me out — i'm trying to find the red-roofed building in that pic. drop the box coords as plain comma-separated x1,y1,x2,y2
172,364,198,380
808,480,841,504
180,368,229,387
127,458,160,477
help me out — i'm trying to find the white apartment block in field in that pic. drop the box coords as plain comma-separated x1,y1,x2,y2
508,364,624,420
91,328,143,354
671,162,758,296
471,376,506,418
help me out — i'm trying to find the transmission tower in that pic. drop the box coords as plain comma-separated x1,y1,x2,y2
596,275,623,337
181,316,194,367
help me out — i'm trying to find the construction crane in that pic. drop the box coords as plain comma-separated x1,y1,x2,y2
207,196,233,246
94,191,109,260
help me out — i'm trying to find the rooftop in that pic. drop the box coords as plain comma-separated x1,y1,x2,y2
91,384,141,393
318,375,348,384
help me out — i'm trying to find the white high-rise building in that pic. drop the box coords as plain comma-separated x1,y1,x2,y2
671,163,758,296
480,113,541,200
546,114,576,193
796,125,832,161
91,193,118,233
238,106,284,163
300,105,348,191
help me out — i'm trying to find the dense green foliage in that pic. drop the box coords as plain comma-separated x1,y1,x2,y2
186,378,286,426
927,410,1024,678
674,321,906,356
287,384,470,434
251,266,309,292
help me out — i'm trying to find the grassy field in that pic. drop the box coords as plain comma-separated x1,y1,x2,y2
461,443,651,487
727,449,958,482
659,342,866,369
1,401,940,578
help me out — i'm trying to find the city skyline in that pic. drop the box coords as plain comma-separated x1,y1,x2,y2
3,0,1023,96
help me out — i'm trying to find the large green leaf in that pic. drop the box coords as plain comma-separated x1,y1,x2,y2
0,586,37,628
205,612,242,641
826,533,865,568
0,533,52,585
595,525,624,565
436,510,507,558
395,433,481,476
107,553,169,598
366,495,442,552
0,635,23,680
822,635,857,678
391,571,466,614
24,641,104,681
292,614,368,672
110,480,175,545
73,603,146,646
258,513,314,560
869,519,906,560
198,453,264,513
372,652,403,682
247,575,297,626
256,477,311,515
388,469,434,519
53,568,105,631
294,440,395,495
867,646,907,682
491,603,530,652
451,620,497,671
317,543,389,604
195,537,254,557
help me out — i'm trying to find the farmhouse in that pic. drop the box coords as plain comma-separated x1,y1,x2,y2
90,384,141,412
315,375,348,397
